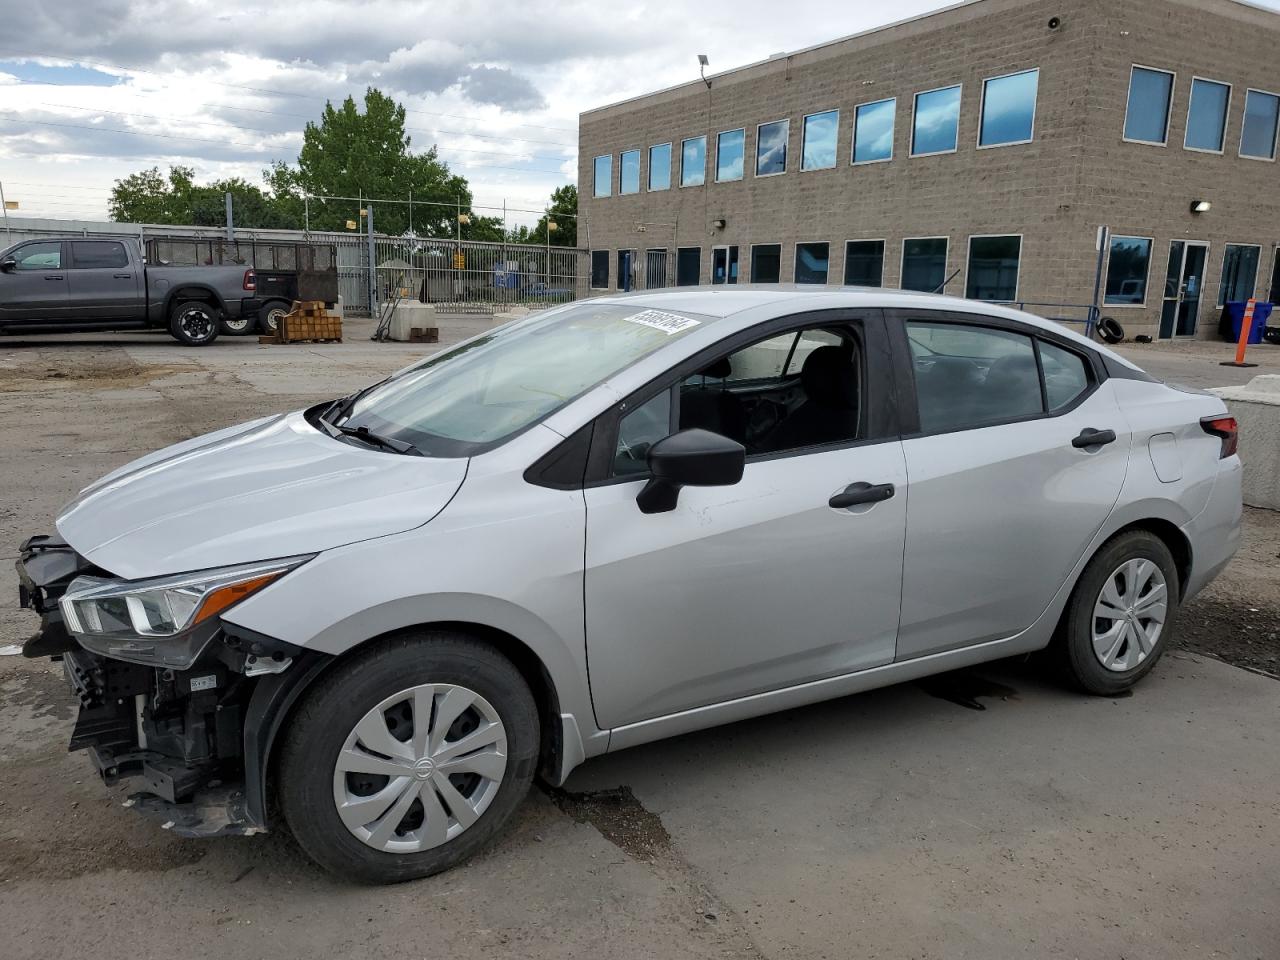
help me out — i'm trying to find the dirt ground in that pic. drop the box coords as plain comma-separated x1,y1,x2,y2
1,322,1277,959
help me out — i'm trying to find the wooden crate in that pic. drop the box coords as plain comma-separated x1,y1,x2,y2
260,300,343,344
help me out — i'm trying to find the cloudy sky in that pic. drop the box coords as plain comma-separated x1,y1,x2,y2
2,0,1277,230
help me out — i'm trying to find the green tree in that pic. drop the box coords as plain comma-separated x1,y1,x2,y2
110,165,293,228
267,87,478,238
513,184,577,246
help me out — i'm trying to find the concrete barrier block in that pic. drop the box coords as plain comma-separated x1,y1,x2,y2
385,301,437,342
1211,375,1280,510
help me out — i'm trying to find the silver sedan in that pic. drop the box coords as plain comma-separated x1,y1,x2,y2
20,288,1242,883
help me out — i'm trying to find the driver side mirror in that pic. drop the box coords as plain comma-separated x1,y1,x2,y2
636,428,746,514
0,259,16,274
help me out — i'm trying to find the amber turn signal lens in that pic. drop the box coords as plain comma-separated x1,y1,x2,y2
191,572,282,626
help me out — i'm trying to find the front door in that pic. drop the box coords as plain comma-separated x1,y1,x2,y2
892,312,1129,659
711,245,739,285
1159,241,1210,338
584,313,907,730
617,250,633,292
66,240,143,319
0,241,69,320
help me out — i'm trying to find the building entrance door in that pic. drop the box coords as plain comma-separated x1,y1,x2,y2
617,250,634,292
711,245,739,285
1159,241,1209,338
1268,247,1280,304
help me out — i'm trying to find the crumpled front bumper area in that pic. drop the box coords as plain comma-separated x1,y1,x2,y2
16,534,278,838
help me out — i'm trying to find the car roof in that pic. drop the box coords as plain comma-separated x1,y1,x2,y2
587,286,1142,371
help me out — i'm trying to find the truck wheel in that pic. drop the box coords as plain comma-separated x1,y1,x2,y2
169,301,220,346
259,301,290,335
219,312,255,336
278,632,539,884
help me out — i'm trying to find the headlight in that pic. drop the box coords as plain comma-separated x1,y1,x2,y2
61,557,308,642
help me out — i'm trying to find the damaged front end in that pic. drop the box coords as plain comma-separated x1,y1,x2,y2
16,535,326,838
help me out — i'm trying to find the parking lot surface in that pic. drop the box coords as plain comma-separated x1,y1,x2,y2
2,320,1277,959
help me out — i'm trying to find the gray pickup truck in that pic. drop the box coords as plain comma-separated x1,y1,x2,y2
0,236,262,345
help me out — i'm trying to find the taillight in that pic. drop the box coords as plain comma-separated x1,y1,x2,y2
243,269,256,291
1200,415,1238,458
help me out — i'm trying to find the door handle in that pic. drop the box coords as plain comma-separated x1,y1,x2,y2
1072,428,1117,449
829,482,896,509
113,273,132,279
44,275,63,280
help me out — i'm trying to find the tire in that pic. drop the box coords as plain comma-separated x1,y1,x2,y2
219,311,255,336
1055,531,1180,695
1096,316,1125,344
259,301,289,336
168,301,220,346
278,632,539,884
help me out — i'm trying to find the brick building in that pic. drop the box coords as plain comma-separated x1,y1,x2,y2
577,0,1280,340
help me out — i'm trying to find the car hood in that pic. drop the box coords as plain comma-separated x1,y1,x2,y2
57,411,467,580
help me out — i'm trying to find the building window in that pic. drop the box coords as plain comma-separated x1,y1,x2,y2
1104,236,1154,306
590,250,609,289
843,240,884,287
911,85,961,156
712,245,740,284
681,137,707,187
645,248,669,288
794,242,830,284
1185,77,1231,152
676,247,701,286
619,150,640,195
716,128,745,182
902,237,948,292
754,119,789,177
1240,89,1280,160
751,244,781,283
853,98,895,164
648,143,672,190
966,235,1022,301
1124,66,1174,144
593,155,612,198
1218,244,1261,306
979,68,1038,147
801,110,839,170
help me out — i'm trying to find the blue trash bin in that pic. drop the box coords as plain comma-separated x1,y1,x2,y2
1225,301,1273,344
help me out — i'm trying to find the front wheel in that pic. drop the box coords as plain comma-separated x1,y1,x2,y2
278,632,539,884
1055,531,1180,695
169,301,220,346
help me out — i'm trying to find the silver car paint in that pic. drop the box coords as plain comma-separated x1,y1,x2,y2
51,289,1241,784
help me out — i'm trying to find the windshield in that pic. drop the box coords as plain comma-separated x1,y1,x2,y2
334,301,711,456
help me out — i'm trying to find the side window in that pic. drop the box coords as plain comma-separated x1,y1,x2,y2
613,390,672,476
71,241,129,269
1039,340,1090,410
907,320,1042,433
13,242,61,270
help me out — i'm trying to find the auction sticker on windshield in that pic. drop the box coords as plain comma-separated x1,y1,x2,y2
623,310,701,335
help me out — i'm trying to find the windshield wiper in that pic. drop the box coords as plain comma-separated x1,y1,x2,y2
317,418,423,456
324,377,391,427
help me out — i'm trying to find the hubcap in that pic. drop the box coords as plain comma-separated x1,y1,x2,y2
179,307,213,340
266,308,286,332
332,683,507,854
1092,558,1168,672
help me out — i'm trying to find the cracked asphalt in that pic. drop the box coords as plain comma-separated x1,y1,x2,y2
1,320,1277,959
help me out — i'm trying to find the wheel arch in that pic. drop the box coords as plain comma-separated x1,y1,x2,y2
166,285,226,315
245,618,575,832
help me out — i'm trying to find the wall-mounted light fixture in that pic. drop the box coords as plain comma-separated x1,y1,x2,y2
1190,199,1211,213
698,54,712,89
712,217,726,230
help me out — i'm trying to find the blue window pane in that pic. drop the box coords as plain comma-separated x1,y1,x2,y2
1186,78,1230,152
717,129,745,181
853,98,895,163
756,119,789,176
648,143,672,190
681,136,706,186
902,238,948,292
912,86,961,156
979,69,1038,146
1104,236,1153,305
1124,67,1173,143
1218,244,1260,307
801,110,838,170
795,243,829,284
1241,89,1280,159
619,150,640,194
593,155,612,198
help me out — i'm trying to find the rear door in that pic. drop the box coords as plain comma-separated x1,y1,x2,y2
0,241,69,320
584,310,908,730
889,310,1129,660
66,240,143,320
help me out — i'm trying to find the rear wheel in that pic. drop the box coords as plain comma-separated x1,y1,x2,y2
278,632,539,884
168,301,220,346
258,301,289,335
219,312,255,336
1056,531,1179,695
